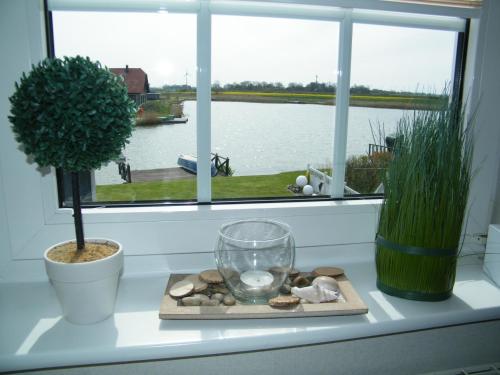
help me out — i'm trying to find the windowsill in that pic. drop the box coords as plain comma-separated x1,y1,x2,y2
47,197,383,225
1,245,500,373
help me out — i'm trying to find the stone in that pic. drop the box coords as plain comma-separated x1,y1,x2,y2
291,275,310,288
300,298,311,304
280,284,292,294
211,293,225,302
312,267,344,278
194,294,210,303
223,294,236,306
210,285,230,295
201,299,220,306
181,296,201,306
288,269,300,279
268,295,300,307
169,280,194,298
199,269,224,284
183,274,208,293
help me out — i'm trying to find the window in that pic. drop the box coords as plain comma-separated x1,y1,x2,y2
211,15,339,200
345,24,458,196
48,1,468,206
51,10,198,204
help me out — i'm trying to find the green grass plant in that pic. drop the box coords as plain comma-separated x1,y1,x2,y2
376,96,472,300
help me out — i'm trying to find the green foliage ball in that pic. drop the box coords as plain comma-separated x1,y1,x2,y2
9,56,136,172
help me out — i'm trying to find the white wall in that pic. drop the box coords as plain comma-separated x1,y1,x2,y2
492,163,500,224
465,0,500,236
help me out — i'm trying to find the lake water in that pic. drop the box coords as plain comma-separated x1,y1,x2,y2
95,101,406,185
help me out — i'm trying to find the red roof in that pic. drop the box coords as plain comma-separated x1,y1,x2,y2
110,67,149,94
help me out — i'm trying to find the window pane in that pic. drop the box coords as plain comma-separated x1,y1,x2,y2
211,15,339,200
345,24,456,195
52,11,197,204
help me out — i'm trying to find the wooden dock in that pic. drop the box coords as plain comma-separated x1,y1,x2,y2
130,167,195,183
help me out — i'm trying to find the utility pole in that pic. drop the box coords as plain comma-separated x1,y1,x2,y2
184,71,189,90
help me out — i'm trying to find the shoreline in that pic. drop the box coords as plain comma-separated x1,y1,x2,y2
163,92,443,110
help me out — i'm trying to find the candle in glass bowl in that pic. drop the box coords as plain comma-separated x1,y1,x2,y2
240,270,274,288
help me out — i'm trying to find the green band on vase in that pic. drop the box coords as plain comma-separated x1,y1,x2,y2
376,235,456,257
376,279,453,301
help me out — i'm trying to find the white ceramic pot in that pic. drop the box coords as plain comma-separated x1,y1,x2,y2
44,238,123,325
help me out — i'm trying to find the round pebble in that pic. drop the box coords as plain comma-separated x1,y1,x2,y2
223,294,236,306
199,269,224,284
194,294,210,303
291,275,310,288
201,299,220,306
169,280,194,298
211,293,225,302
268,295,300,307
182,296,201,306
183,274,208,293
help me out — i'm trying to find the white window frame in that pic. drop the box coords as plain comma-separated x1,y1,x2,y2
1,0,487,282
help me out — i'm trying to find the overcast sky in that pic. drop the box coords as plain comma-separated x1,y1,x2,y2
53,11,456,92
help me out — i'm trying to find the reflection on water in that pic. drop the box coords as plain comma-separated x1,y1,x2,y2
96,101,405,185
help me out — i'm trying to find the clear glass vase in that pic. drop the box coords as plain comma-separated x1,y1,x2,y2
215,219,295,304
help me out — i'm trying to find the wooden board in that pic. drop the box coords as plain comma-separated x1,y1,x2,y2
159,273,368,320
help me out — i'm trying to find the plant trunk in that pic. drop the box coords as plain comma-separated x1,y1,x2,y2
71,172,85,251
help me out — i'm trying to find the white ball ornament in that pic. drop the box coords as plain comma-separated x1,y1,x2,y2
302,185,314,195
296,175,308,187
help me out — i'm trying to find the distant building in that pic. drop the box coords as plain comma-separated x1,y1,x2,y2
110,65,150,106
146,92,161,100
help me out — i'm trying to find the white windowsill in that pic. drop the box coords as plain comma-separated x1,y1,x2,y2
1,246,500,373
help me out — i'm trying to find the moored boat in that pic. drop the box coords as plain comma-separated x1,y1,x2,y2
177,154,217,177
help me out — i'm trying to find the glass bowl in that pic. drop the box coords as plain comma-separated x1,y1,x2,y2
214,219,295,304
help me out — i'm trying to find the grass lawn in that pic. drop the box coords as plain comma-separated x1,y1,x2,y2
96,171,301,201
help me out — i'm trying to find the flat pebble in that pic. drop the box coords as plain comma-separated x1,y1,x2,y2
169,280,194,298
199,269,224,284
210,285,230,294
223,294,236,306
201,299,220,306
312,267,344,278
268,295,300,307
183,274,208,293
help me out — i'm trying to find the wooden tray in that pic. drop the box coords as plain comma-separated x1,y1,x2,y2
159,273,368,319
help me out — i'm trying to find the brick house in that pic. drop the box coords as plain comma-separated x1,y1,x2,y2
110,65,149,106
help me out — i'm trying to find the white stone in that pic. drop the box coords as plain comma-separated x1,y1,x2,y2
302,185,314,195
296,175,308,187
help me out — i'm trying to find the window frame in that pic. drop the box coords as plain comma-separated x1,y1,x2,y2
49,0,470,207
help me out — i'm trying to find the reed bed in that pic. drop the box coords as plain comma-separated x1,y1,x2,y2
376,97,473,300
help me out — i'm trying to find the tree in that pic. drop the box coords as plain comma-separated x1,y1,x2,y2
9,56,136,250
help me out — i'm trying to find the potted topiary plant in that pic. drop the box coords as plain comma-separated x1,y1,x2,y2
375,95,473,301
9,56,136,323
